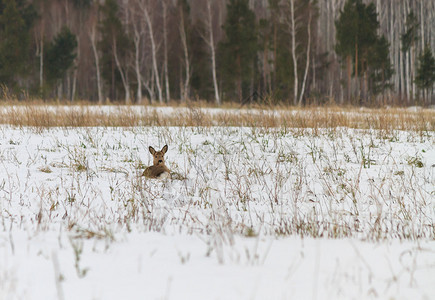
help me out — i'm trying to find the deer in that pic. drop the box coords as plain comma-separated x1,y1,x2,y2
142,145,171,179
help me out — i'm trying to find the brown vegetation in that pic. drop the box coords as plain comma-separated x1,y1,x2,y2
0,103,433,132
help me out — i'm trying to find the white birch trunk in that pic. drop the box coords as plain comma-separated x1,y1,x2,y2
411,45,415,102
71,39,79,102
39,36,44,90
179,7,190,102
163,2,170,103
90,25,103,104
399,1,406,100
206,0,220,106
71,69,77,102
326,0,330,53
420,1,424,49
141,3,163,104
142,72,155,102
298,3,311,106
134,29,142,104
289,0,298,105
113,38,131,104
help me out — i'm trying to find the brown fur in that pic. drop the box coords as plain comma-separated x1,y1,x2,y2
143,145,171,179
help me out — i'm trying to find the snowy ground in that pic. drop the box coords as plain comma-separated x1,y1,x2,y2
0,123,434,299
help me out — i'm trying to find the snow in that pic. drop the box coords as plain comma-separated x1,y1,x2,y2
0,122,434,299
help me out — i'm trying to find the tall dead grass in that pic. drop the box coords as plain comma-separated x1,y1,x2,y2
0,103,433,131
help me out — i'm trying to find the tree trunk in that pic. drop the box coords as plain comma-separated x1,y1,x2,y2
355,42,359,101
39,37,44,91
346,55,352,103
179,6,190,102
206,0,220,106
411,44,416,103
134,29,142,104
66,72,71,101
273,16,277,93
298,3,312,106
142,71,155,103
71,39,79,102
163,2,170,103
113,38,131,104
420,1,424,49
290,0,298,105
89,25,103,104
236,53,242,102
141,3,163,104
71,68,77,102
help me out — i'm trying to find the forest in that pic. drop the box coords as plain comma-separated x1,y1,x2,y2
0,0,434,106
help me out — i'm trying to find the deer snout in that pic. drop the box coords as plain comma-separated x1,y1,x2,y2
158,160,163,164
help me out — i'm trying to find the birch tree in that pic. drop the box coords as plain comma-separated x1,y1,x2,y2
113,36,131,104
401,10,419,103
201,0,220,105
99,0,130,101
130,2,143,104
289,0,298,105
178,0,191,102
89,22,103,104
162,0,170,102
139,0,163,103
298,0,312,106
282,0,313,105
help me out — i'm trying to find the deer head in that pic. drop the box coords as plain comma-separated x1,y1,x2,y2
149,145,168,166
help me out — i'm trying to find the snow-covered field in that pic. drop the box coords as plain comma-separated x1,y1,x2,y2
0,120,434,299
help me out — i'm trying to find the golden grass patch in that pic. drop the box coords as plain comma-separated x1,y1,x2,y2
0,103,433,132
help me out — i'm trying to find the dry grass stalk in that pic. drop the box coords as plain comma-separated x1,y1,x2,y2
0,104,433,131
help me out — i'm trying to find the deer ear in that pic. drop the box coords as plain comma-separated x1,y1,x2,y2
149,146,156,155
161,145,168,154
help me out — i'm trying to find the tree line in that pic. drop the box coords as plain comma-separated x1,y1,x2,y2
0,0,434,106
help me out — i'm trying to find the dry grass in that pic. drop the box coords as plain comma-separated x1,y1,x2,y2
0,103,433,132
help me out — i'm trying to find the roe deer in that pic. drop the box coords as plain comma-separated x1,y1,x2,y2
143,145,171,179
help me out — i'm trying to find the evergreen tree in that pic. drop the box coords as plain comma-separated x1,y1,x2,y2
218,0,257,102
71,0,92,9
401,11,419,53
45,26,77,85
335,0,358,100
178,0,193,101
257,17,272,98
400,10,419,101
415,47,435,102
98,0,130,101
265,0,293,101
262,0,318,104
335,0,392,101
190,20,212,100
368,36,394,96
0,0,37,30
0,0,34,88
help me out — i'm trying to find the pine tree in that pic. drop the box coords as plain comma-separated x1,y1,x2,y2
335,0,358,101
0,0,33,88
70,0,92,9
190,20,212,100
335,0,392,102
401,11,419,53
415,47,435,103
99,0,130,101
218,0,257,102
45,26,77,85
368,36,394,96
401,11,419,101
265,0,294,101
0,0,37,30
178,0,193,101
